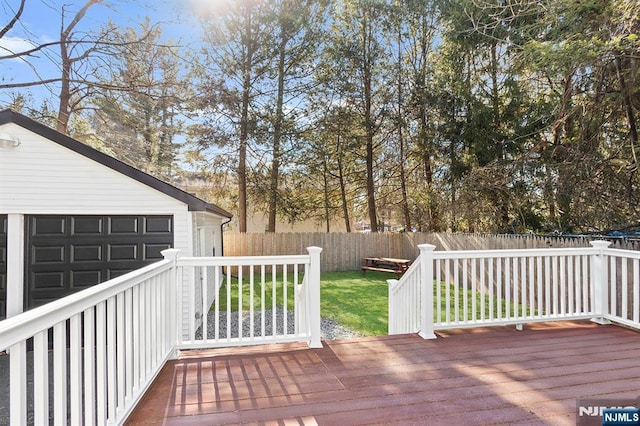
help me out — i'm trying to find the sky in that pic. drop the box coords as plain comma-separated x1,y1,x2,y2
0,0,206,108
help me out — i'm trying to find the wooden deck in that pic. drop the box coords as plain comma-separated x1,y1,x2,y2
125,321,640,425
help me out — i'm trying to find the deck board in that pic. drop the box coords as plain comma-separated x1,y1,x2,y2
125,321,640,425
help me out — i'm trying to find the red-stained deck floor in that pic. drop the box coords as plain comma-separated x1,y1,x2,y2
125,321,640,425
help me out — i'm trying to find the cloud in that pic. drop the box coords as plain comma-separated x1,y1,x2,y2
0,36,37,59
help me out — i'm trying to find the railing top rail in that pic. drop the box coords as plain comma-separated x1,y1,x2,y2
603,248,640,259
0,259,173,351
177,254,311,267
431,246,596,260
388,261,420,295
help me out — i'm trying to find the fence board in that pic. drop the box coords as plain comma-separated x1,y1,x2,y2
223,233,640,272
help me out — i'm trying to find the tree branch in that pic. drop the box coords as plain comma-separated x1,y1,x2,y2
0,0,25,39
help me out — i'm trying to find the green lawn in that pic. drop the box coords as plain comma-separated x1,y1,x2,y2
212,270,391,335
320,270,535,336
214,274,296,312
320,271,395,336
214,270,533,337
320,270,390,336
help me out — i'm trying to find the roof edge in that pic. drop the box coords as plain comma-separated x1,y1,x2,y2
0,109,233,219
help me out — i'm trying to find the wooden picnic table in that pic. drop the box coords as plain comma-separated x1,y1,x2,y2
361,257,411,279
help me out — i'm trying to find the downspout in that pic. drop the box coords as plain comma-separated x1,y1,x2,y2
219,216,233,280
220,216,232,257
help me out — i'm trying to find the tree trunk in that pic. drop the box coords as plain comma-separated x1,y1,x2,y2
397,26,411,232
267,30,287,233
238,12,254,233
362,14,378,233
322,154,331,233
57,40,71,133
337,136,351,232
56,0,102,133
490,43,510,230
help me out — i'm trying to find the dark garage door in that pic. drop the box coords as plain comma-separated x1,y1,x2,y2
0,215,6,320
25,215,173,311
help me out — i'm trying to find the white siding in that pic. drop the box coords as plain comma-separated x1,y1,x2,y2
173,210,192,255
0,123,186,216
194,213,224,308
181,212,224,337
193,212,223,257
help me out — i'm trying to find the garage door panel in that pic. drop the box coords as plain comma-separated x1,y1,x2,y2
32,271,65,289
145,243,171,260
109,216,139,234
26,215,173,310
145,216,172,233
71,270,102,287
108,244,138,261
71,244,103,262
71,216,103,235
32,216,66,236
32,245,65,264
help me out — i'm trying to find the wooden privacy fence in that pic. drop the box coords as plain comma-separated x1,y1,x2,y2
223,232,640,273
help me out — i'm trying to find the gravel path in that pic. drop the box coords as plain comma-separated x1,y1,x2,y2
196,307,362,340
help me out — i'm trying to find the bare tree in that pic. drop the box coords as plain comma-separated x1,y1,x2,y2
1,0,165,134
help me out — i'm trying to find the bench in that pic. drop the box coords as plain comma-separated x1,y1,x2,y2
361,257,411,279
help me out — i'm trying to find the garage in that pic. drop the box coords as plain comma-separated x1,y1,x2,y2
0,109,232,321
25,214,173,310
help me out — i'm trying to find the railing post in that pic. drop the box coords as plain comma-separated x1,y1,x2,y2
162,249,181,355
9,340,27,426
306,246,323,348
6,213,25,319
418,244,437,339
387,279,398,334
590,240,612,325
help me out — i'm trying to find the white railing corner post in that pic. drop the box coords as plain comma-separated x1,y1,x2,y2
9,340,27,426
387,279,398,334
418,244,437,339
306,246,323,348
590,240,612,325
162,249,181,355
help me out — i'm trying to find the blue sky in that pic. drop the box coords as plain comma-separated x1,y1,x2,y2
0,0,204,108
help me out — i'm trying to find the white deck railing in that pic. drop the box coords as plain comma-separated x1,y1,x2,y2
174,248,322,349
389,241,640,337
0,247,322,425
388,259,422,335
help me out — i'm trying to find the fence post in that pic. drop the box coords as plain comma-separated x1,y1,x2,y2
590,240,612,325
162,249,181,354
418,244,437,339
306,246,323,348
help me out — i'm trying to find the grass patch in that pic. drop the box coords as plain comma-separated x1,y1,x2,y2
321,271,391,336
215,275,296,312
213,270,535,337
321,271,536,335
212,270,391,336
434,281,536,322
